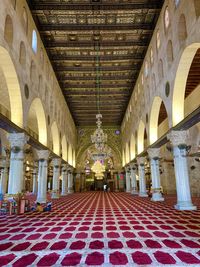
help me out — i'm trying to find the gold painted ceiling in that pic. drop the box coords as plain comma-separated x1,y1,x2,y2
27,0,164,126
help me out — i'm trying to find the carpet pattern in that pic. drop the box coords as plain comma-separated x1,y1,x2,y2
0,192,200,266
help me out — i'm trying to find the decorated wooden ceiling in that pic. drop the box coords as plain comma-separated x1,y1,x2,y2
27,0,164,126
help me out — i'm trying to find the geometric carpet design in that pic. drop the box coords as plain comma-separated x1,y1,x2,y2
0,192,200,266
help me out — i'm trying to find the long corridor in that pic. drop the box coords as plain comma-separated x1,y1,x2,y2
0,192,200,266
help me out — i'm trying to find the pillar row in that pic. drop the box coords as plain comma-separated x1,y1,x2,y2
137,157,148,197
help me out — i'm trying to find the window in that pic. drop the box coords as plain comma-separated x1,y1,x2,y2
32,30,37,53
175,0,180,7
164,6,170,30
144,61,149,77
156,30,160,50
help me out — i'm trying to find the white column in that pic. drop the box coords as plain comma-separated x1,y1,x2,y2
36,150,49,203
67,168,74,193
61,164,68,196
137,157,148,197
0,159,9,194
52,158,61,199
148,148,164,201
125,167,131,192
32,162,38,194
167,130,196,210
7,133,29,194
130,163,138,195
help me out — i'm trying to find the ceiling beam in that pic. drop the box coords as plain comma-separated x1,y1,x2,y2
63,91,131,96
54,65,139,72
28,2,163,11
39,23,153,31
59,75,135,81
49,54,144,61
44,40,148,48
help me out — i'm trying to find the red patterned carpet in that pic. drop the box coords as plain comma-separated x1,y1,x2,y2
0,192,200,266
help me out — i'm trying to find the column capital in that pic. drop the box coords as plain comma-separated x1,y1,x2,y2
8,133,29,150
125,166,130,172
67,167,74,173
137,157,145,166
0,159,9,168
61,163,68,171
36,150,50,160
167,130,189,147
129,163,137,170
52,158,62,167
147,148,160,159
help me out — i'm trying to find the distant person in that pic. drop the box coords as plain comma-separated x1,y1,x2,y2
103,184,107,192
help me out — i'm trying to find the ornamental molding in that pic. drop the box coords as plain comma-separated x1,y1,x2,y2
36,150,50,160
8,133,29,149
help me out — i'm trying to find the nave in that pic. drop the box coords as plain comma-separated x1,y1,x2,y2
0,192,200,266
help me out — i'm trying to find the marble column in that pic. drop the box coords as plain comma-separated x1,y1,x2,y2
148,148,164,201
52,158,61,199
68,168,74,193
130,163,138,195
137,157,148,197
0,159,9,194
7,133,29,194
167,130,196,210
125,166,131,192
36,150,49,203
32,162,38,194
61,164,68,196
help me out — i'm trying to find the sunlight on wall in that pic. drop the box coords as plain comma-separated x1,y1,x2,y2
137,120,145,154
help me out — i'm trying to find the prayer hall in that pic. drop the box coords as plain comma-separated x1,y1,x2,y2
0,0,200,266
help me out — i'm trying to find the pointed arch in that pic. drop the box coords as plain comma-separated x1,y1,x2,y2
0,46,23,127
68,143,73,166
130,134,136,160
172,43,200,126
27,98,47,146
149,96,169,144
137,120,145,154
125,142,130,164
51,121,60,155
4,15,13,45
61,135,67,161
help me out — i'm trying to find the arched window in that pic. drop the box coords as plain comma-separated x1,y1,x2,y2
4,15,13,45
164,6,170,31
150,47,154,64
19,41,26,66
158,59,164,81
32,30,37,53
30,60,36,82
156,29,160,50
194,0,200,17
40,48,44,68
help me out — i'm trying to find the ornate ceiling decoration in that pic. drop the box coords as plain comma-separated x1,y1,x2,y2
27,0,164,126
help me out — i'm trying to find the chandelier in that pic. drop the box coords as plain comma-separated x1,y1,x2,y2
91,114,107,152
91,160,105,179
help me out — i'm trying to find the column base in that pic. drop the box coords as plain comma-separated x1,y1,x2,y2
68,189,74,193
126,189,131,193
131,190,138,195
36,197,46,204
151,192,164,202
139,192,148,197
175,201,197,211
51,193,60,199
61,192,68,196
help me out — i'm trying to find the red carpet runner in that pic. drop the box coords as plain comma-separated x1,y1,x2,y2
0,192,200,266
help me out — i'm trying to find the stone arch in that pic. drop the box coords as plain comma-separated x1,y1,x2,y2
61,135,67,161
122,148,125,167
130,134,136,160
19,41,26,66
27,98,47,146
172,43,200,126
0,46,23,127
21,7,28,34
4,15,13,46
137,120,146,154
149,96,169,144
125,142,130,164
178,14,187,43
51,121,60,156
73,148,76,167
167,40,173,66
68,143,73,166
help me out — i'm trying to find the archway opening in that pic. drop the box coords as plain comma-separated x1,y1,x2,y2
27,98,47,146
172,43,200,126
0,46,23,127
137,120,145,154
61,135,68,162
51,121,60,155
